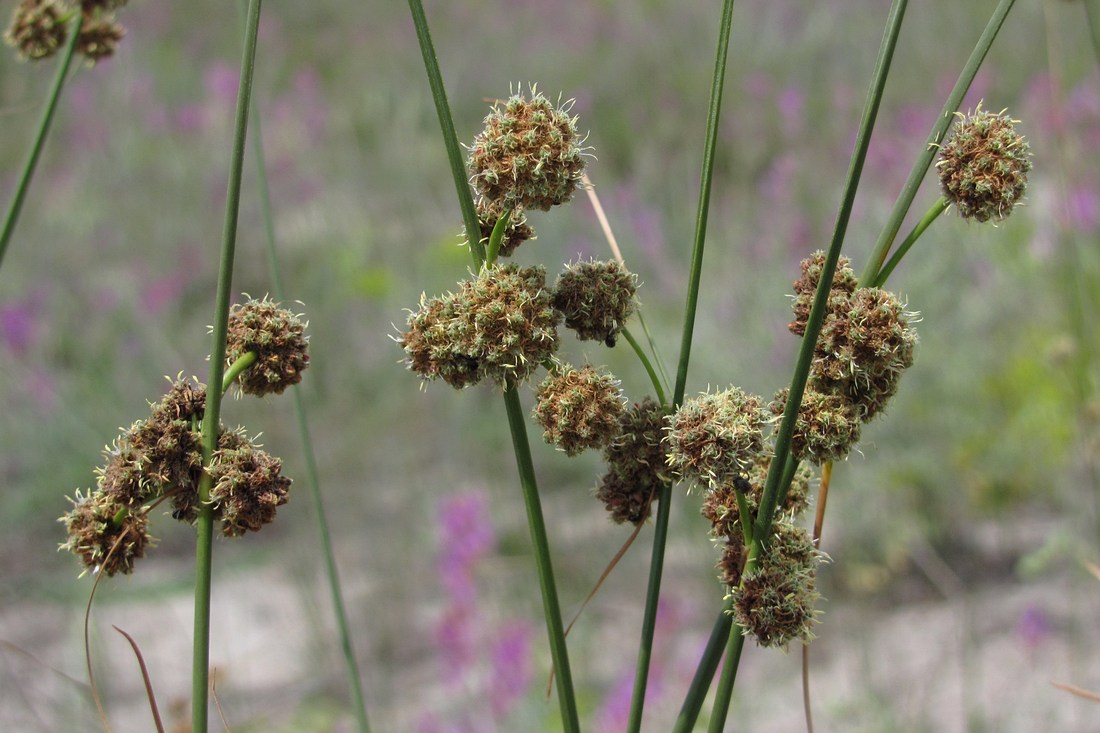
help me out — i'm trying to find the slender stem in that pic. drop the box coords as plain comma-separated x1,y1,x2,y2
501,385,580,732
485,207,511,267
628,2,738,729
0,12,83,270
621,326,666,407
192,3,262,730
246,88,372,733
706,626,746,733
222,352,256,392
1084,0,1100,66
673,598,733,733
859,0,1018,286
870,197,949,288
407,0,483,269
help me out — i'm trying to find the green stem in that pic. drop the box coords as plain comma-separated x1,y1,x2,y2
501,385,580,732
870,196,949,288
407,0,483,269
859,0,1018,287
621,326,666,407
484,207,511,267
192,2,262,730
246,94,372,731
672,598,733,733
0,12,83,270
706,626,746,733
222,352,256,393
1084,0,1100,66
630,2,738,729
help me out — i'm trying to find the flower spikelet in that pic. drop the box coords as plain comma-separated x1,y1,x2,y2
812,287,918,420
4,0,67,60
534,364,625,456
478,202,536,258
665,387,769,489
552,259,638,346
208,436,291,538
702,458,813,539
225,297,310,397
468,88,587,212
59,489,152,577
76,13,124,64
770,387,862,464
937,106,1031,223
788,251,858,337
733,518,822,649
399,290,481,389
596,398,671,525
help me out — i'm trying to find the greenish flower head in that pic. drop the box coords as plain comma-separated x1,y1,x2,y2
552,258,639,346
225,297,310,397
468,88,588,212
665,387,769,490
770,387,862,465
534,363,625,456
937,106,1031,223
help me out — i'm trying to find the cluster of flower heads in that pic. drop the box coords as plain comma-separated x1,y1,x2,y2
60,297,309,577
4,0,127,64
937,106,1031,223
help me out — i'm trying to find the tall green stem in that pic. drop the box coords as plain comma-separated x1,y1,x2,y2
246,80,372,733
860,0,1018,287
407,3,578,727
626,2,737,730
502,386,580,732
870,196,948,288
192,2,262,730
0,12,83,270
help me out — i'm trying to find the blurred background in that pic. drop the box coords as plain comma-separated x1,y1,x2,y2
1,0,1098,730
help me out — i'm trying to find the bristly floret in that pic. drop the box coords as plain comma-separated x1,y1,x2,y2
59,489,152,577
208,437,291,538
788,251,858,337
552,259,639,346
596,398,671,525
477,200,536,258
533,363,625,456
225,296,310,397
937,105,1031,223
467,87,588,212
769,387,862,465
399,264,560,389
665,387,770,490
4,0,67,60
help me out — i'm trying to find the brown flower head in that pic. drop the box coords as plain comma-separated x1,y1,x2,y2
60,489,152,577
665,387,769,489
770,387,862,464
788,251,858,337
552,259,638,346
477,200,536,258
596,398,671,525
225,297,310,396
76,14,123,64
4,0,67,60
534,364,625,456
208,436,291,538
937,106,1031,223
468,88,588,212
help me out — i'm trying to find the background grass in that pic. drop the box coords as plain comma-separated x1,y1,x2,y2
1,0,1098,730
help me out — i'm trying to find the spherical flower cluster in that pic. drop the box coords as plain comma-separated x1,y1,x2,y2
552,259,639,346
4,0,67,60
770,387,862,464
75,12,123,64
533,364,625,456
208,438,292,537
702,457,813,541
665,387,769,490
812,287,918,420
596,398,671,525
400,264,560,389
59,489,151,577
733,518,822,648
225,297,310,396
937,106,1031,223
788,251,858,337
467,89,587,212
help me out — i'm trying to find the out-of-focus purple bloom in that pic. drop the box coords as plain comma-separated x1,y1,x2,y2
1017,604,1052,651
488,620,533,718
1068,183,1100,232
777,86,805,138
205,62,240,108
0,297,40,357
438,490,495,568
436,605,477,682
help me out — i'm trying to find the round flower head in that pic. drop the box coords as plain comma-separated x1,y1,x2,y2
225,297,310,396
770,387,862,464
534,364,625,456
552,259,639,346
732,518,822,649
596,397,671,525
60,489,152,577
811,287,918,421
665,387,769,489
4,0,67,60
702,457,813,540
468,88,588,212
208,436,291,537
789,251,858,337
76,14,124,64
937,106,1031,223
399,290,481,389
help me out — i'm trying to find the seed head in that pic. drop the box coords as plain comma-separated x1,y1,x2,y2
552,259,639,346
468,88,588,212
665,387,769,489
534,364,625,456
937,106,1031,223
788,251,858,337
5,0,67,61
770,387,862,464
225,297,310,396
59,489,152,577
208,437,291,538
76,14,124,64
596,398,671,525
477,201,536,258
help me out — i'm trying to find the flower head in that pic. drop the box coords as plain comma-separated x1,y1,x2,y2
552,259,638,346
533,364,625,456
468,88,588,212
788,251,858,337
225,297,310,396
60,489,152,577
596,398,671,525
937,106,1031,223
208,434,292,537
4,0,67,60
665,387,769,489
